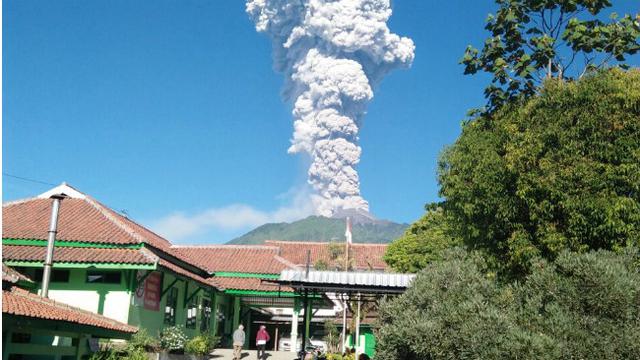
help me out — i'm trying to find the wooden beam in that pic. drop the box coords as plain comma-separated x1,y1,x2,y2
185,287,203,305
161,278,180,299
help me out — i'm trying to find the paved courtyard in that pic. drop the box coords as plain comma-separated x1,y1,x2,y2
209,349,298,360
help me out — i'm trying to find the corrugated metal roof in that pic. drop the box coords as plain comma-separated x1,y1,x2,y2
279,269,415,289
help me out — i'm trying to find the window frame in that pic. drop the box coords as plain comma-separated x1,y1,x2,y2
34,269,70,283
200,297,212,332
85,270,122,285
164,287,178,325
186,296,198,329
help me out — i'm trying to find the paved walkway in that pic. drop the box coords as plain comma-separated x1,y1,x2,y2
209,348,298,360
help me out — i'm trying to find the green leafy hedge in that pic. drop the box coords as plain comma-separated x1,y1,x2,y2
376,248,640,359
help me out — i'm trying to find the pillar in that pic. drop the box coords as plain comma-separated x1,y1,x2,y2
211,291,219,336
305,297,312,341
232,296,241,332
355,293,361,358
290,297,300,353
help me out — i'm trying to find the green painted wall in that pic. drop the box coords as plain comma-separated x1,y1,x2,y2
127,271,219,338
13,266,222,341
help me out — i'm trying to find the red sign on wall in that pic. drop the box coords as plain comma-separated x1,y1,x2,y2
135,271,162,311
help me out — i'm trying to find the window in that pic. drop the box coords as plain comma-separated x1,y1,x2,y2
186,297,198,329
34,269,70,283
164,287,178,325
86,271,121,284
201,298,212,332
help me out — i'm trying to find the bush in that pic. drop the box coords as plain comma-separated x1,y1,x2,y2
375,248,640,359
185,334,219,356
88,347,147,360
160,326,188,353
127,328,159,352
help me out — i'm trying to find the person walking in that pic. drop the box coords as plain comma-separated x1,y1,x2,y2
232,324,245,360
255,325,270,360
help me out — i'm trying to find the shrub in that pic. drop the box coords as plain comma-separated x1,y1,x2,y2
323,321,341,354
160,326,188,353
127,328,159,352
376,248,640,359
184,334,219,356
88,347,147,360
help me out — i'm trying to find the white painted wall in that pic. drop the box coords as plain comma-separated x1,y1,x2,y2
103,291,132,324
46,290,100,313
45,289,131,324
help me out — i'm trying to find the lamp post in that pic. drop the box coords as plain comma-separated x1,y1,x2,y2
41,193,65,298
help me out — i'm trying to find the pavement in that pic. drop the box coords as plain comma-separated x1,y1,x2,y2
209,348,299,360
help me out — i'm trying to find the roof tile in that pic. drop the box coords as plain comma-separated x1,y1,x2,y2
2,245,156,265
3,286,137,333
172,245,297,274
2,264,33,284
3,197,171,250
211,277,293,293
264,240,388,270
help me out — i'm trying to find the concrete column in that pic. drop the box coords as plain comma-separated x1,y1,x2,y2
290,297,300,353
211,291,219,336
355,293,361,358
305,298,312,342
232,296,241,331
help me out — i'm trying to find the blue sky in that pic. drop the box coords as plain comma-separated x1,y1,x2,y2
4,1,638,244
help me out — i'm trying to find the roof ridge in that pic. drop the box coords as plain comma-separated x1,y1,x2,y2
2,196,41,208
264,240,333,245
172,244,280,251
264,240,387,246
139,247,160,264
82,196,149,245
273,255,301,270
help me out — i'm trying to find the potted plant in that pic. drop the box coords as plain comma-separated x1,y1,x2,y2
159,326,188,360
185,334,219,360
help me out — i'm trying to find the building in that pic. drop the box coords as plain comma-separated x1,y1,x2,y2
2,183,394,357
2,183,220,340
3,265,138,359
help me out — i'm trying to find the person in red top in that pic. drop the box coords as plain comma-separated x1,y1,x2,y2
255,325,270,360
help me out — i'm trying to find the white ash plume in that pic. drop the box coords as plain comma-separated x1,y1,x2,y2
246,0,414,216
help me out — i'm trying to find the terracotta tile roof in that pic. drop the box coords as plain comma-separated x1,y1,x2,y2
210,276,294,293
2,245,156,265
3,286,137,334
171,245,298,274
3,195,171,250
157,258,213,289
264,240,388,270
2,264,33,284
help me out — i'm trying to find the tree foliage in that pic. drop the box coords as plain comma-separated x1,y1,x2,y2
438,69,640,275
461,0,640,111
375,248,640,360
384,206,461,272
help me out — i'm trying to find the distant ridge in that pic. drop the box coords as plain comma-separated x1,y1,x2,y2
227,213,408,245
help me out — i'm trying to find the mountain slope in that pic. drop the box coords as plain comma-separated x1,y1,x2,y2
227,215,408,245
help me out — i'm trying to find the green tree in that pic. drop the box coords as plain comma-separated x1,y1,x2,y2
439,69,640,275
375,248,640,360
461,0,640,111
384,206,461,272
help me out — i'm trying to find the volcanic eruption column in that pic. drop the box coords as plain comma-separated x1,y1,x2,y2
246,0,415,217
